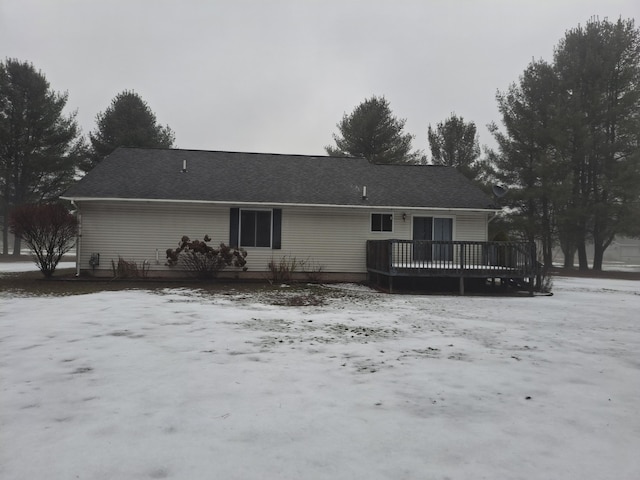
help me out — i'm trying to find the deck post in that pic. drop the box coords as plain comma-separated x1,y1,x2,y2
459,276,465,295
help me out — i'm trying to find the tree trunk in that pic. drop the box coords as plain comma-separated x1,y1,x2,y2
543,242,552,269
562,247,575,268
593,243,604,271
540,196,553,268
577,241,589,270
2,204,8,255
12,234,21,256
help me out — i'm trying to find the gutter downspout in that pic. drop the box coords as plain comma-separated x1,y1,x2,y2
71,201,81,277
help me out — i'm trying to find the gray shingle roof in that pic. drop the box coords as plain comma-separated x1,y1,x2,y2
62,147,497,210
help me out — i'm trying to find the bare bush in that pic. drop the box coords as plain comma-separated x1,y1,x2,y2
267,256,299,283
267,256,324,284
299,258,324,282
538,266,554,294
111,257,150,279
9,203,77,278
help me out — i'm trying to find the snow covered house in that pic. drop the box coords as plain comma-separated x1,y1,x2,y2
61,147,537,289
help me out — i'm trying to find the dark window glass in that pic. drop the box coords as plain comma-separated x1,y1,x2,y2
240,210,272,247
240,211,256,246
381,214,392,231
371,213,392,232
255,211,271,247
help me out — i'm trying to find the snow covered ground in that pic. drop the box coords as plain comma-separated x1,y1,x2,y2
0,261,75,274
1,276,639,479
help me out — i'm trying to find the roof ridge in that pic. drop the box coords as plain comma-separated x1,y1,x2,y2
116,146,364,160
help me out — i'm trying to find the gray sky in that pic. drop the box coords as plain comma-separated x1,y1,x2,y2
1,0,638,157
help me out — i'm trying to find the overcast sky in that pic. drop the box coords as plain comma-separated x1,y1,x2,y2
1,0,638,157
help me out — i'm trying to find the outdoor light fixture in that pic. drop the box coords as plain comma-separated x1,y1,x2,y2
402,213,407,221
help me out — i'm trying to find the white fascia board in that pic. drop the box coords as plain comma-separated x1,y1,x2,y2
59,196,501,214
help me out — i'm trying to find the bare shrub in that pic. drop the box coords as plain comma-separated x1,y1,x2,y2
267,256,299,283
111,257,150,279
267,256,324,284
299,258,324,282
9,203,77,278
538,266,554,294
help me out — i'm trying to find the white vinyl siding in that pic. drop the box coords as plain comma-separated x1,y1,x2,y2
455,213,489,241
78,202,229,274
76,202,490,274
453,213,489,265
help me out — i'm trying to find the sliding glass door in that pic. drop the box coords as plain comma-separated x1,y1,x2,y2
413,217,453,262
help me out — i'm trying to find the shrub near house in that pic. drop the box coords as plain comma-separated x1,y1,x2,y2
9,204,77,278
166,235,247,279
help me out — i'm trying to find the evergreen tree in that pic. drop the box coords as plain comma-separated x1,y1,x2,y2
427,113,481,180
487,60,561,268
487,18,640,271
325,95,421,164
88,90,175,168
0,59,84,255
554,17,640,270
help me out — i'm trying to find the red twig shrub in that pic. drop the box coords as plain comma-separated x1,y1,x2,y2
9,203,77,278
166,235,248,279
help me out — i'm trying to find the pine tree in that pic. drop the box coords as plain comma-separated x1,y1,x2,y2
0,59,84,255
88,90,175,168
427,113,481,180
487,18,640,271
325,95,421,164
554,18,640,270
487,60,561,268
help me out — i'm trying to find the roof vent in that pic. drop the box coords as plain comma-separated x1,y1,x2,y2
362,185,367,199
182,159,187,173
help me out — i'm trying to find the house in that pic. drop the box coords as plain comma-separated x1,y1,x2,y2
61,147,537,289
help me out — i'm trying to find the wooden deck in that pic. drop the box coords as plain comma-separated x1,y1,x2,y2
366,240,539,294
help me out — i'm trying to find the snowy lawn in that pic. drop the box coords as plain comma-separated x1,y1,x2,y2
1,277,639,479
0,261,75,274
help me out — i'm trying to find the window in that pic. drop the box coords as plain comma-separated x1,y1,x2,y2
240,210,272,247
371,213,393,232
230,208,281,249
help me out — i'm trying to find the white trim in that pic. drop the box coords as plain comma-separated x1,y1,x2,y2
60,196,500,214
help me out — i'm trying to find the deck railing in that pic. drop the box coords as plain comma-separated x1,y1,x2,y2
366,240,538,278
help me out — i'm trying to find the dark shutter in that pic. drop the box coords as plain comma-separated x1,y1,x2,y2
272,208,282,249
229,208,239,246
